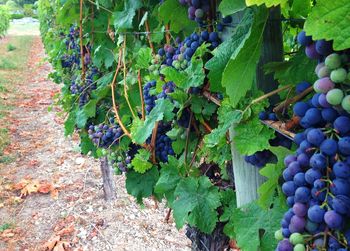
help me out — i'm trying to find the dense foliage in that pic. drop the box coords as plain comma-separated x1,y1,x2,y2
0,6,10,37
37,0,350,250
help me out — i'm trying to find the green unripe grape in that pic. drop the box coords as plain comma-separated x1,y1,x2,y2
113,163,118,168
181,61,188,69
289,233,304,245
317,66,331,78
117,156,123,162
325,53,342,70
178,54,184,61
317,65,331,78
342,95,350,112
152,70,159,76
155,54,162,61
110,152,116,158
274,229,283,241
344,72,350,85
326,88,344,105
148,65,156,71
330,68,347,83
101,149,108,156
151,59,157,64
180,132,186,140
293,244,306,251
127,163,132,168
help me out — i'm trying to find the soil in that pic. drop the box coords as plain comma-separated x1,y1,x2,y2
0,36,191,251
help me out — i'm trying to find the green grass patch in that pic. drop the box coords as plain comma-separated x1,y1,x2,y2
7,43,16,51
0,223,12,232
0,35,35,163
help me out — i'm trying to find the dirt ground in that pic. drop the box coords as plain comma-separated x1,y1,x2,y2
0,35,191,251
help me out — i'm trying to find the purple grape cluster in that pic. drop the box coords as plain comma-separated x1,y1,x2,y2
154,123,175,162
275,38,350,249
88,120,123,148
143,81,176,114
178,0,210,24
244,133,292,168
154,31,221,72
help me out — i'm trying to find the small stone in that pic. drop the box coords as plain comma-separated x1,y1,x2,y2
86,206,94,213
75,157,85,165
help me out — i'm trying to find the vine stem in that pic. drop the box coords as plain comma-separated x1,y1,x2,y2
150,121,159,164
202,90,221,106
164,208,172,223
202,121,212,133
273,86,313,113
138,70,145,120
79,0,86,82
165,24,171,44
144,18,155,55
123,37,137,119
111,49,131,139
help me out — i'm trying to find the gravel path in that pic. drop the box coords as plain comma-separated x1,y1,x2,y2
0,36,191,251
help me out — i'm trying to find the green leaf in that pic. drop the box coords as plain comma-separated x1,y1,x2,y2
222,7,268,107
80,132,96,156
64,109,77,136
205,9,254,92
112,0,142,31
220,190,237,239
126,167,159,204
131,98,175,144
219,0,246,16
231,200,284,251
161,67,187,87
136,47,152,69
154,156,183,205
258,147,291,209
159,0,196,33
290,0,311,18
245,0,287,7
205,107,242,147
173,176,221,233
93,45,115,69
264,49,318,85
131,149,153,173
234,118,275,155
304,0,350,50
76,99,98,128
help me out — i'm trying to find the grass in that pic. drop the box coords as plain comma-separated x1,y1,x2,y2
0,35,35,163
0,223,12,232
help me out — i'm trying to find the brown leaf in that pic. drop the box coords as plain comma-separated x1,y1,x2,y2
38,182,54,194
43,235,60,251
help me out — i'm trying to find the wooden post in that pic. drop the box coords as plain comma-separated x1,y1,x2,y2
100,156,117,201
230,7,283,207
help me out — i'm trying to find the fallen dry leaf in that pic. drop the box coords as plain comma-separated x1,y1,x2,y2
43,235,60,251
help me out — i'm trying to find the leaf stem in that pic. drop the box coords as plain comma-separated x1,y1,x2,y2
273,86,313,113
123,37,137,119
111,49,131,139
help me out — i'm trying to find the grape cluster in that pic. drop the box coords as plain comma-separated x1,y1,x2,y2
152,31,221,72
178,0,210,24
88,120,123,148
244,133,292,168
275,33,350,250
154,123,175,162
109,152,132,173
61,26,80,69
143,80,176,114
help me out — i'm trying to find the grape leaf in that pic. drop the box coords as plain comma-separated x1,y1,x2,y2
204,107,242,147
219,0,246,16
219,190,237,239
173,176,221,233
131,149,153,173
245,0,287,7
264,49,318,85
136,47,152,69
93,45,115,69
131,98,175,144
304,0,350,51
158,0,196,33
205,8,254,92
76,99,99,128
161,67,187,87
154,156,183,206
290,0,311,18
258,146,291,209
64,109,77,136
231,200,284,251
234,118,275,155
80,132,97,156
112,0,142,31
126,167,159,204
222,7,268,107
